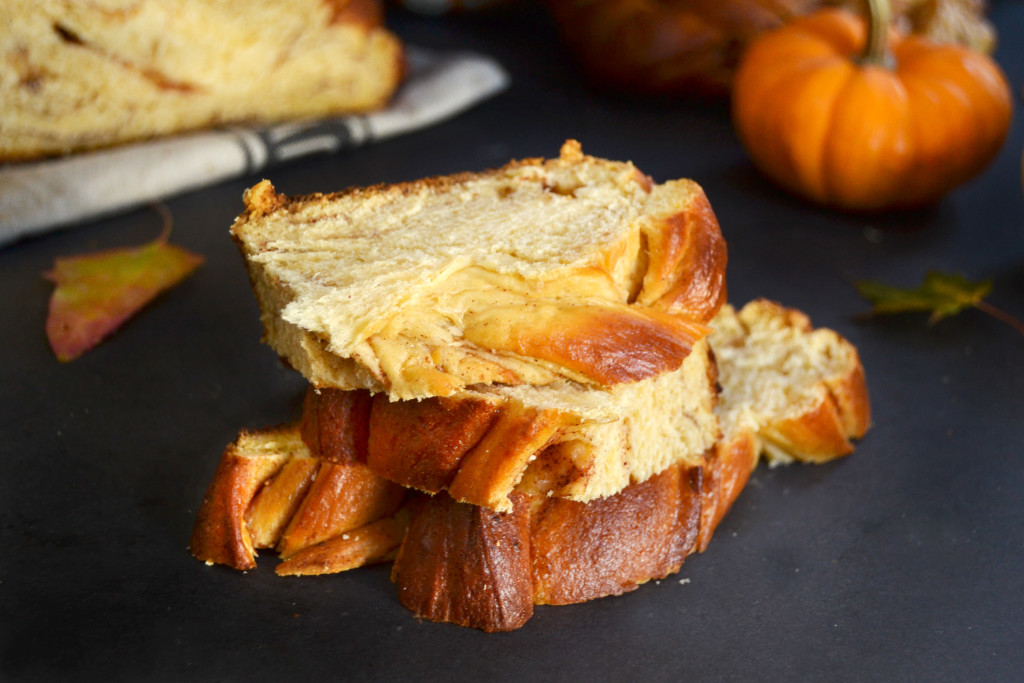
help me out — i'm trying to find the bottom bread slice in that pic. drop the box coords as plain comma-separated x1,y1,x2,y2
190,298,870,630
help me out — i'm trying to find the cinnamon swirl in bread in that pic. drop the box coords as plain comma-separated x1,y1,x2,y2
0,0,402,160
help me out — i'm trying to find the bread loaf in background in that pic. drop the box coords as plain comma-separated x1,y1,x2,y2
0,0,403,161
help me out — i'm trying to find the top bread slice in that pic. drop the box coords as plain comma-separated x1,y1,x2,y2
0,0,402,161
231,140,728,400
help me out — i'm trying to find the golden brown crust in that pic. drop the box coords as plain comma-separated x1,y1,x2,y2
389,461,703,629
239,181,288,224
365,393,502,492
189,425,406,570
531,464,702,605
324,0,382,28
247,456,320,549
300,388,372,464
463,302,712,386
447,405,570,510
646,191,729,323
276,460,405,558
763,397,855,462
193,426,708,629
190,368,863,628
828,359,872,440
189,430,292,569
391,493,535,632
276,508,410,576
695,430,759,553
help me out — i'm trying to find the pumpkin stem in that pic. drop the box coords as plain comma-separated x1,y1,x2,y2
861,0,893,67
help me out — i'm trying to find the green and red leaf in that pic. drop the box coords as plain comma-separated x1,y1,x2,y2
856,271,992,324
45,233,203,362
856,271,1023,337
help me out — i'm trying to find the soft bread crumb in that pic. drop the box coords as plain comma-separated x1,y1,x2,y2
711,299,870,465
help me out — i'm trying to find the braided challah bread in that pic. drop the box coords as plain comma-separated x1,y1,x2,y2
191,299,870,630
0,0,402,160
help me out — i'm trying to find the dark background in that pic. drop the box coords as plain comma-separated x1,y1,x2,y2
2,2,1022,680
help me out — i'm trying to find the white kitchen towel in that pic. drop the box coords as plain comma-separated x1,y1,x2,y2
0,47,509,246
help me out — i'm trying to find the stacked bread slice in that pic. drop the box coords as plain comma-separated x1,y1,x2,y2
190,142,869,631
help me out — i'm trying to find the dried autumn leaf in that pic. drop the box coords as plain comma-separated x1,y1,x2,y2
856,271,1024,337
44,230,203,362
856,271,991,324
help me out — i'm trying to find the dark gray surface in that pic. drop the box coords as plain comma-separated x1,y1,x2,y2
2,3,1023,680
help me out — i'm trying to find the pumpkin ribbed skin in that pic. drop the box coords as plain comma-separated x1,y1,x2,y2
548,0,819,96
731,8,1011,210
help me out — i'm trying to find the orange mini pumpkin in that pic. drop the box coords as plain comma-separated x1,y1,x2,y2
731,0,1012,210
